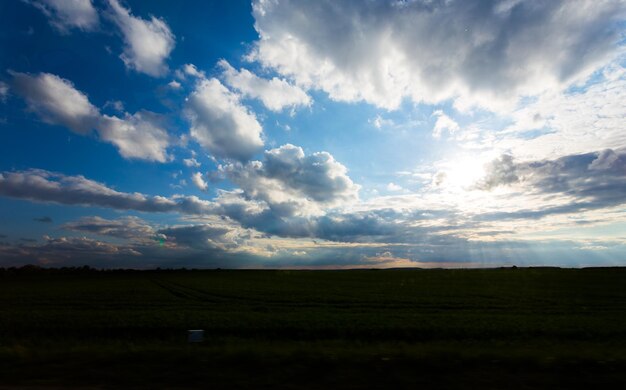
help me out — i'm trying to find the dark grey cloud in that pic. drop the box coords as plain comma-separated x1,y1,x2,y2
19,238,37,243
206,190,316,237
33,216,53,223
38,236,136,255
0,166,537,251
309,208,463,244
59,216,256,260
211,193,466,246
478,149,626,219
9,151,623,254
0,232,619,269
0,169,214,215
0,168,358,242
3,205,618,269
62,216,155,240
478,203,594,222
0,235,144,267
158,224,250,251
475,154,518,190
250,0,625,109
2,213,231,267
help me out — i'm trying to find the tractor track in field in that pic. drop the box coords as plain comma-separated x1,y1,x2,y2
150,278,219,303
149,278,484,312
151,278,282,306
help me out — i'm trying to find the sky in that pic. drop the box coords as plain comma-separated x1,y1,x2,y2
0,0,625,269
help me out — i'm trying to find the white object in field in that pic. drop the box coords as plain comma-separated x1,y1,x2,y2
188,329,204,343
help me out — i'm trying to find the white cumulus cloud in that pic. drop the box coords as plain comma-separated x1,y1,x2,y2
186,77,264,161
183,157,201,167
182,64,205,79
219,59,310,112
10,71,171,162
29,0,99,33
107,0,175,77
386,183,403,192
494,66,626,161
167,80,181,89
98,112,171,162
432,110,460,139
249,0,626,111
9,71,100,134
221,144,360,215
191,172,208,191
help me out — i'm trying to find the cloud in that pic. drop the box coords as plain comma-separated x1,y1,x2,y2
0,235,141,265
62,216,155,240
9,71,100,134
158,223,245,252
106,0,175,77
183,157,200,167
98,112,171,162
589,149,622,170
6,214,271,266
249,0,626,110
0,168,488,266
369,115,396,130
29,0,99,33
386,183,403,192
475,154,519,190
42,235,140,255
10,71,171,162
182,64,205,79
33,216,53,223
476,149,626,218
0,169,214,215
0,81,8,102
220,144,360,216
191,172,208,191
103,100,124,112
186,77,264,161
219,59,311,112
4,159,610,250
491,65,626,161
7,151,624,256
167,80,181,89
5,167,622,268
432,110,460,139
141,186,396,243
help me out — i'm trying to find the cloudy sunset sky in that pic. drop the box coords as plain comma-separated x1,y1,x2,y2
0,0,625,268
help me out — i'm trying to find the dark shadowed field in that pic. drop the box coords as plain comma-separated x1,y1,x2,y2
1,267,625,389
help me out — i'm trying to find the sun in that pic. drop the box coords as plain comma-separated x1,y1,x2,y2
440,154,490,191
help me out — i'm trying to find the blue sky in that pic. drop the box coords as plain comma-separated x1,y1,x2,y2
0,0,625,268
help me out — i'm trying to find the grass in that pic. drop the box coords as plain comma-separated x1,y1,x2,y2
1,267,625,388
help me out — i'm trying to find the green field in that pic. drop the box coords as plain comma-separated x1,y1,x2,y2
1,267,625,388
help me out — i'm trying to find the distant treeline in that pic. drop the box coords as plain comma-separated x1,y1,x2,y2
0,264,622,276
0,264,224,276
